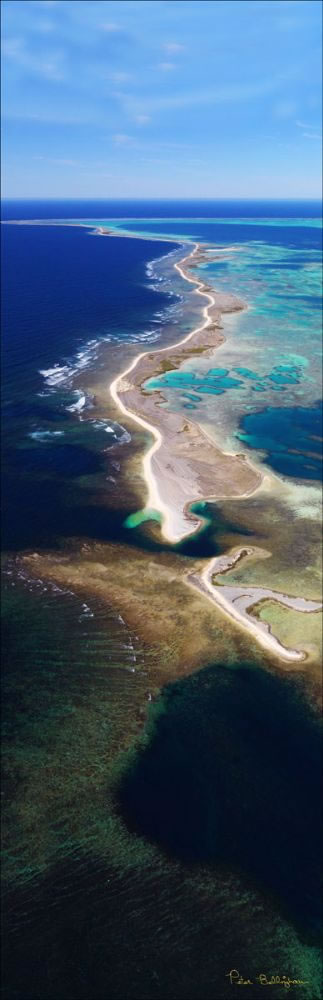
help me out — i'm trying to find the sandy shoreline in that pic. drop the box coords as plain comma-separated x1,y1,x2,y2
108,235,321,661
4,218,262,540
4,218,321,664
186,547,322,662
2,218,182,243
110,241,261,543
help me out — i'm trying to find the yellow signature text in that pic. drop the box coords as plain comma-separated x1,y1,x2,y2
226,969,309,990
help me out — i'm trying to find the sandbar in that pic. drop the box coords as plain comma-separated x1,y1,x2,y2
186,547,322,661
110,242,261,543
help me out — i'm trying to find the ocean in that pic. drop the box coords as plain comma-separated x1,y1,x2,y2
2,201,321,547
1,200,322,1000
1,219,181,550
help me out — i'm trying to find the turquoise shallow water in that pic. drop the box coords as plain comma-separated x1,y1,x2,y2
139,223,322,480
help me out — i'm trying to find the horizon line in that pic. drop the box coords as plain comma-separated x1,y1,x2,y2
2,195,322,202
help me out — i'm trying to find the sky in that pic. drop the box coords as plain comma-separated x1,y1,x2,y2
1,0,322,199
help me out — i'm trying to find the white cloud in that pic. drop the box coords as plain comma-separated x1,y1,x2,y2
5,108,94,124
158,62,176,72
33,156,78,165
134,114,151,125
52,158,79,166
296,119,321,131
33,157,114,172
109,71,132,84
2,36,66,81
85,172,113,180
112,133,132,145
33,19,55,34
275,14,308,31
101,23,121,33
125,74,296,115
2,37,23,59
273,99,297,119
302,132,322,140
162,42,185,53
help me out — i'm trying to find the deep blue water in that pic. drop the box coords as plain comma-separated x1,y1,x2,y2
2,223,177,401
2,198,321,220
236,403,322,480
1,219,179,549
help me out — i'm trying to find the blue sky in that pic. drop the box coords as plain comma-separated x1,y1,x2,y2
2,0,322,198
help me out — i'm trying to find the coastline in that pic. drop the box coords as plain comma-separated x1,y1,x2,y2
107,235,321,662
186,546,322,662
3,218,321,664
110,240,262,543
5,219,259,541
2,218,183,243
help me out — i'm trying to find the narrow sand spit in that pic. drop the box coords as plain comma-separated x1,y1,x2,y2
186,547,322,662
5,220,320,663
110,242,261,542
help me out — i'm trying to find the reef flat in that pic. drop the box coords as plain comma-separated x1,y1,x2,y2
110,243,261,542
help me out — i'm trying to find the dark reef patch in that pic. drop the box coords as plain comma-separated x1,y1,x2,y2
118,662,322,940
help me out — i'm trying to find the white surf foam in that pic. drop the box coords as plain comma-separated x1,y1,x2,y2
91,419,131,445
29,430,65,442
66,392,87,413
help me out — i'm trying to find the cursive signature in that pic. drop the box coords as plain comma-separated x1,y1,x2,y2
226,970,309,990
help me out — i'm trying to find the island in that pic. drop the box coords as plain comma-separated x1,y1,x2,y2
110,242,262,543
